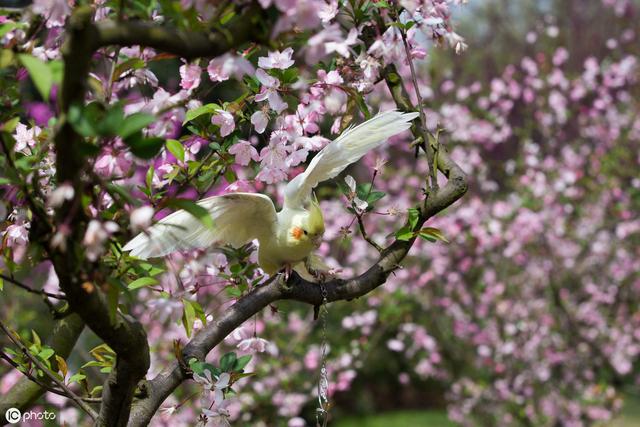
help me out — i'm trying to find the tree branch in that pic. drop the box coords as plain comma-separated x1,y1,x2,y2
93,6,266,60
127,145,467,426
0,318,97,419
42,4,275,426
0,273,67,300
0,314,86,413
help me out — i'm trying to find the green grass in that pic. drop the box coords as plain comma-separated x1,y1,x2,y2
333,410,456,427
609,395,640,427
332,401,640,427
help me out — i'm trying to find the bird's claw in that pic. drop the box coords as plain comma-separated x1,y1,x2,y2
278,264,294,291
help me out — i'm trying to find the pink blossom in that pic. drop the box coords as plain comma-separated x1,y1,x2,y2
228,140,260,166
32,0,70,27
325,28,358,58
4,222,29,248
207,53,255,82
46,183,74,208
259,137,288,170
179,62,201,91
237,337,277,354
318,1,338,24
130,206,155,232
256,167,287,184
83,220,119,261
285,147,309,167
258,47,295,70
211,110,235,137
251,110,269,133
13,123,42,153
255,69,288,113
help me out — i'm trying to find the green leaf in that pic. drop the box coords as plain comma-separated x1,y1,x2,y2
220,8,236,25
167,199,214,229
407,208,420,229
112,58,145,82
96,105,124,136
68,372,87,384
181,300,206,338
49,60,64,85
220,352,237,372
166,139,185,162
124,132,165,159
233,354,252,371
354,93,371,120
281,68,299,85
366,190,386,204
119,113,156,139
68,102,102,138
145,165,154,189
418,227,450,243
31,330,41,347
395,226,414,241
182,299,196,338
127,277,158,290
226,287,242,297
2,117,20,133
38,348,55,361
183,103,220,124
106,183,136,205
0,22,17,38
18,54,53,101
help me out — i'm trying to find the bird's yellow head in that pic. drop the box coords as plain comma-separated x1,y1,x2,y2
290,197,325,248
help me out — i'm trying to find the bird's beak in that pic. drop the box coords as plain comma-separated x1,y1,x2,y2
312,236,322,248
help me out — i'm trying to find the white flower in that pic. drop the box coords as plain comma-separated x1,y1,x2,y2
344,175,368,212
13,123,42,153
237,337,278,355
194,370,230,406
46,183,74,208
130,206,155,232
159,406,177,416
258,47,294,70
83,220,119,261
344,175,357,193
325,28,359,58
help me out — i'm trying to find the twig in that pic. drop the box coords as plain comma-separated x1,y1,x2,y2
0,273,67,300
399,28,438,192
0,350,101,403
0,320,99,419
0,138,51,227
355,214,383,252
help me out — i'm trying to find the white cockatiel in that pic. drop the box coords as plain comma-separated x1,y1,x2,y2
123,110,418,275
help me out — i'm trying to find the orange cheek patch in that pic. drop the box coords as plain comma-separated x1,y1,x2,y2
291,227,304,240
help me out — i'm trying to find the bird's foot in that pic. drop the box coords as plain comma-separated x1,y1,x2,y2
278,264,294,291
308,267,328,283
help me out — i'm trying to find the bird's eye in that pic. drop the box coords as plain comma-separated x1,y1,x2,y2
303,230,308,235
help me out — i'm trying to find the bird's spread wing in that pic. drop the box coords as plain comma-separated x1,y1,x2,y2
123,192,277,259
284,110,419,208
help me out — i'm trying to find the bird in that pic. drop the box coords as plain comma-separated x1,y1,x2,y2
123,109,419,277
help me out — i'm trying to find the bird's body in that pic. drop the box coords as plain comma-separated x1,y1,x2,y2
123,110,418,276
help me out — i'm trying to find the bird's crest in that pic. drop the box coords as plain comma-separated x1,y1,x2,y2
307,193,325,234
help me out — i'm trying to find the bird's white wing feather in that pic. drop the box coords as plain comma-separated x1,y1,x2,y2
123,192,277,259
284,110,418,208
